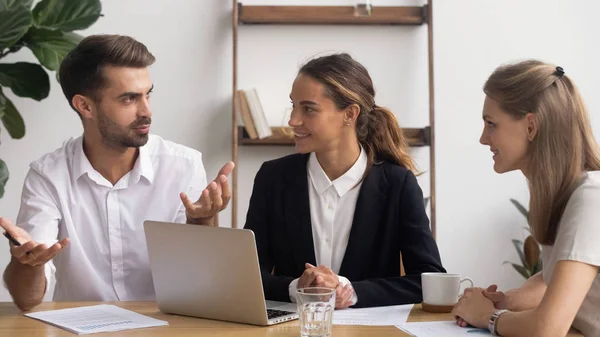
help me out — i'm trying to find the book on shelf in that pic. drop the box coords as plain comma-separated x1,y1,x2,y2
235,90,258,139
236,88,272,139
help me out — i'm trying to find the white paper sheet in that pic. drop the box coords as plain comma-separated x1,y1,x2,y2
25,304,168,335
398,321,491,336
332,304,414,326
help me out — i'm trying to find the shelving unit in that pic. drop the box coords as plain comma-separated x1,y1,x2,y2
231,1,437,239
238,126,431,147
238,5,426,25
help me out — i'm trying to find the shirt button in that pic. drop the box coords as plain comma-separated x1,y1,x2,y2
328,204,334,210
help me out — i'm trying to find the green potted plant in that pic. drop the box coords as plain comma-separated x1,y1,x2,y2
504,198,542,279
0,0,102,198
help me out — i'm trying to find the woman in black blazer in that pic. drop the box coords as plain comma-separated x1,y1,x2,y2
244,53,445,309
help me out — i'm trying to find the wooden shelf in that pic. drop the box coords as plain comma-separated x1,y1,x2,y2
238,126,431,147
238,4,427,26
238,126,294,146
231,1,436,234
404,126,431,147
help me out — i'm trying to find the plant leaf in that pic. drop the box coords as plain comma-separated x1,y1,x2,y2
0,62,50,100
510,198,530,221
511,239,529,270
0,89,25,139
0,0,33,10
534,259,543,274
24,28,82,71
510,263,531,279
524,235,540,273
0,92,5,118
0,5,32,50
32,0,101,32
0,158,8,198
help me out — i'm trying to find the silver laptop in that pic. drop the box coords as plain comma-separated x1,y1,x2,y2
143,221,298,326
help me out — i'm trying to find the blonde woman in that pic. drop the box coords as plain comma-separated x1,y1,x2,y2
452,60,600,336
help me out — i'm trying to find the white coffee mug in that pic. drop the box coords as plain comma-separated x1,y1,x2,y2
421,272,474,306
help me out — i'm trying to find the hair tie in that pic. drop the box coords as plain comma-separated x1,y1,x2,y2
555,66,565,77
371,104,377,112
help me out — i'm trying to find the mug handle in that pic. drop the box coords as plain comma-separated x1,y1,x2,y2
458,277,475,298
459,277,474,293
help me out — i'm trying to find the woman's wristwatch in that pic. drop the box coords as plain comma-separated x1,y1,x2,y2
488,309,509,336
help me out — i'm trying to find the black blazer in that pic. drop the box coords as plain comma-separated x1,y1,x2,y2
244,153,445,308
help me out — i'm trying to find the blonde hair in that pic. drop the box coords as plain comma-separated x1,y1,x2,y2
484,60,600,245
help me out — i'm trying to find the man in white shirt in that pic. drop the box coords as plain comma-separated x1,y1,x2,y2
0,34,233,311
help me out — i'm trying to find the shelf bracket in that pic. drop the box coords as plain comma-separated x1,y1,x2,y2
423,126,431,146
237,2,243,23
422,4,429,24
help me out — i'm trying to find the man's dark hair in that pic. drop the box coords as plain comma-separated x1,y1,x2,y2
58,34,156,114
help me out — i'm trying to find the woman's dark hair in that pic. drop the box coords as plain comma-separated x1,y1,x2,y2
299,53,417,172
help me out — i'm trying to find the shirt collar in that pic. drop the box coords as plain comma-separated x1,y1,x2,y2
136,143,154,184
308,146,368,197
72,137,155,186
72,137,95,183
126,144,154,186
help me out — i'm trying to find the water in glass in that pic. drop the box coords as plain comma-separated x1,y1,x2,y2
299,302,333,337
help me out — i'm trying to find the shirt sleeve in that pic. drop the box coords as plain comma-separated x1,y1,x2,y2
552,179,600,267
175,152,208,223
288,278,300,302
338,276,358,306
15,168,62,294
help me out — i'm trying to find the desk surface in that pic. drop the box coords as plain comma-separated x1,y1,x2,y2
0,302,584,336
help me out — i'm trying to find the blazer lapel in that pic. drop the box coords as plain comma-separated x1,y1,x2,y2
283,154,317,268
339,164,387,279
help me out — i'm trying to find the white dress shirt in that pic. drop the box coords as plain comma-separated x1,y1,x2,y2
15,135,206,301
288,147,367,305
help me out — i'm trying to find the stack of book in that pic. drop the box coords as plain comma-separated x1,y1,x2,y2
235,88,272,139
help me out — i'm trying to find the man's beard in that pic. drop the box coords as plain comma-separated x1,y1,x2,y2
97,108,151,149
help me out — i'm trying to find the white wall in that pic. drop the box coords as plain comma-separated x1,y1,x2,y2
236,0,431,237
0,0,234,301
0,0,598,301
435,0,600,291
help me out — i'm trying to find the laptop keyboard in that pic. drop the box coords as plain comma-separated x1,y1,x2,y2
267,309,293,319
